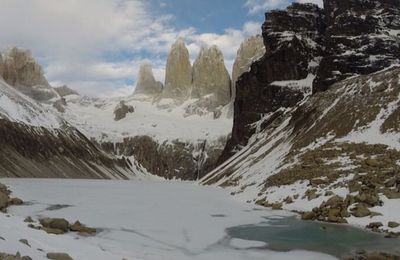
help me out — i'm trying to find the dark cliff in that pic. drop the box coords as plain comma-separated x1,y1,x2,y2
221,3,325,161
221,0,400,162
314,0,400,91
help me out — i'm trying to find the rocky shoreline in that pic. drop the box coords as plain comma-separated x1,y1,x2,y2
0,183,89,260
1,180,400,260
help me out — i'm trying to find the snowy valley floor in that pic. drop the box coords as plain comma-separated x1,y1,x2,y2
0,179,399,260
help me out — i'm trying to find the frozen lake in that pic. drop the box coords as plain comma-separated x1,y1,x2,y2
0,179,398,259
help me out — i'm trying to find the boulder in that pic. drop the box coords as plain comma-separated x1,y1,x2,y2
301,211,316,220
384,189,400,199
9,197,23,206
327,208,341,223
366,222,383,229
162,38,192,101
325,195,344,208
351,203,371,218
46,252,74,260
388,221,400,228
134,61,163,96
40,218,69,233
19,239,30,247
24,216,34,223
70,221,96,235
271,202,283,210
0,191,9,210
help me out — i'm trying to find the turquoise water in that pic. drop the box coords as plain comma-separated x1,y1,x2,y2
226,216,400,258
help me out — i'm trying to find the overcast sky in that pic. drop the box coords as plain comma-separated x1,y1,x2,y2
0,0,323,97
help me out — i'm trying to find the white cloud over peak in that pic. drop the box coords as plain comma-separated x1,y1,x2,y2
0,0,263,97
245,0,323,14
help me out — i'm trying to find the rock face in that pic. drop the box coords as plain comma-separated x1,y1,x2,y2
231,35,265,102
162,38,192,101
314,0,400,92
134,62,163,96
221,0,400,161
221,3,324,160
192,46,231,107
101,135,227,180
0,47,57,101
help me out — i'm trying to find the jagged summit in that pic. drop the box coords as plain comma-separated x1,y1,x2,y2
231,35,265,102
162,37,192,101
0,47,58,101
192,45,231,107
134,61,163,97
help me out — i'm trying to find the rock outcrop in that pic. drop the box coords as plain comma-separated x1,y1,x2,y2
114,101,134,121
192,45,231,107
221,3,324,161
0,47,58,101
314,0,400,92
231,35,265,102
134,62,163,96
162,38,192,101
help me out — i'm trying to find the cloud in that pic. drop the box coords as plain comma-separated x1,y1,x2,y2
245,0,323,14
0,0,263,97
297,0,323,7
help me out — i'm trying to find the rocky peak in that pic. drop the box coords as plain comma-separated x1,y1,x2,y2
231,35,265,101
162,37,192,101
192,45,231,107
0,47,57,101
314,0,400,92
134,61,163,96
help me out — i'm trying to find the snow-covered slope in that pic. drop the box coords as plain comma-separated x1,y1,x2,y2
0,78,143,179
56,93,232,180
202,66,400,234
0,79,60,128
62,94,232,144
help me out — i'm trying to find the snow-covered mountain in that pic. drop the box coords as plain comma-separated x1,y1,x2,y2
49,38,250,180
0,32,262,180
0,77,143,179
59,92,232,180
202,0,400,235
